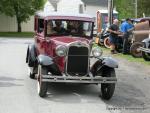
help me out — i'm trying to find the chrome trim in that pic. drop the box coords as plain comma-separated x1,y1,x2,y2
41,74,117,83
138,47,150,53
65,41,90,76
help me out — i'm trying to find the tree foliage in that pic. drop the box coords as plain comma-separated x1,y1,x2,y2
114,0,150,19
0,0,45,32
114,0,134,19
137,0,150,17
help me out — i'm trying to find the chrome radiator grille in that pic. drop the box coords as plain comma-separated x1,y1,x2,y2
66,46,89,76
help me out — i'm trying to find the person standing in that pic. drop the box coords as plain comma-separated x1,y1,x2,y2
120,18,134,54
108,19,120,54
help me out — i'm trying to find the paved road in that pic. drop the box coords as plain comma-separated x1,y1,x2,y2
0,38,150,113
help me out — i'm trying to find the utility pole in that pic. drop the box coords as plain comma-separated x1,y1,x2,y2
108,0,113,26
135,0,137,18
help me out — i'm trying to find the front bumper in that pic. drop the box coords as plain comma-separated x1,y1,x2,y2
41,74,117,84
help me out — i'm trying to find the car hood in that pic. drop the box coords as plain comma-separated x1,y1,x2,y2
50,36,91,46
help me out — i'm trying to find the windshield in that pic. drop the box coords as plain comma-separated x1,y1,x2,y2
46,20,93,38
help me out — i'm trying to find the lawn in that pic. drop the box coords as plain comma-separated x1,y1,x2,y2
113,53,150,66
96,44,150,66
0,32,34,38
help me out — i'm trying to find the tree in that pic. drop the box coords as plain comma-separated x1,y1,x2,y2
114,0,135,19
114,0,150,19
137,0,150,17
0,0,45,32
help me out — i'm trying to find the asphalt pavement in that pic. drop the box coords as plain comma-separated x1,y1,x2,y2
0,38,111,113
0,38,150,113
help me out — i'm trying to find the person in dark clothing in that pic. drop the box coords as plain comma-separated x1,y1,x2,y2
120,18,134,54
108,19,121,54
53,20,66,34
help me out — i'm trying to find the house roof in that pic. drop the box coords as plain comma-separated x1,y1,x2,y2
82,0,108,6
49,0,60,10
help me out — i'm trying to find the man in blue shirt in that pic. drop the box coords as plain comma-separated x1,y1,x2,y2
120,18,134,54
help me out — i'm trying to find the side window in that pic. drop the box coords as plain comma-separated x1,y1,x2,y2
38,19,44,33
83,22,92,37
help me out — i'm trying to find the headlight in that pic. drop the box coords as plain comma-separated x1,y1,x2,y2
92,46,103,57
55,45,67,57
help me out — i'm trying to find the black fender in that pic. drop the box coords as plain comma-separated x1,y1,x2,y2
91,60,110,76
91,60,103,76
26,44,37,67
37,55,61,75
102,57,118,68
38,55,53,66
91,57,118,76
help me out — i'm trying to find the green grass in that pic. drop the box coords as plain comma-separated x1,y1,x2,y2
0,32,34,38
96,45,150,66
113,53,150,65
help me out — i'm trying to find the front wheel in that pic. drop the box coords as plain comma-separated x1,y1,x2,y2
37,65,48,97
101,68,116,100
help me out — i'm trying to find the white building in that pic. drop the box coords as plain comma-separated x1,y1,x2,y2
0,0,108,32
0,0,56,32
44,1,55,13
57,0,84,14
83,0,108,18
0,14,34,32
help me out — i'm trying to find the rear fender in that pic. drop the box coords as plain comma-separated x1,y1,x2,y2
26,44,37,67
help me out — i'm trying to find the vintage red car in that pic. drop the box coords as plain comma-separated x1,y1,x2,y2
26,11,118,100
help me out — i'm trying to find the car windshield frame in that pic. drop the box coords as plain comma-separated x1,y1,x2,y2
45,19,94,39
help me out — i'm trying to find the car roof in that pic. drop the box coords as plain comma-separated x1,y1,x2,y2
35,11,94,22
133,17,150,22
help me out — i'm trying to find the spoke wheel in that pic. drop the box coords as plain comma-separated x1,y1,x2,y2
130,42,143,58
101,68,116,100
37,65,48,97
